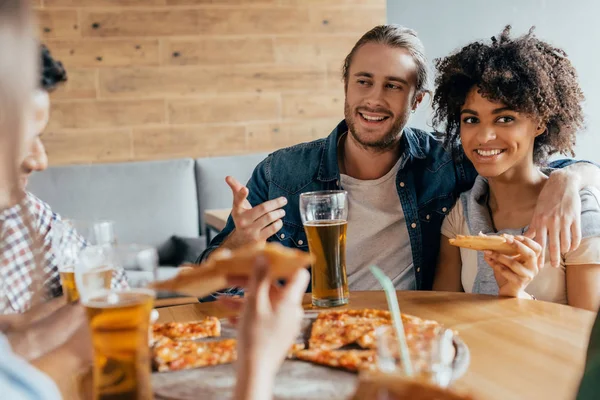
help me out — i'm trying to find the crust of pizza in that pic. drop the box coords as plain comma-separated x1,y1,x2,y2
448,234,518,255
287,343,306,359
295,349,377,372
152,317,221,341
150,242,314,298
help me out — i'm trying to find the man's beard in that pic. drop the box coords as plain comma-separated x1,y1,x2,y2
344,101,410,152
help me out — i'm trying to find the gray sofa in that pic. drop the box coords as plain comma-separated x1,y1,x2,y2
28,152,268,272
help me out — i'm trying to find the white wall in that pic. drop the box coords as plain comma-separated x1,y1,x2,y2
388,0,600,162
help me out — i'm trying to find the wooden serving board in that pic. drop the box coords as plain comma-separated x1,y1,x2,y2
152,313,470,400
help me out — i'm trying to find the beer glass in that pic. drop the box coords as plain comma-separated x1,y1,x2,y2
52,219,116,303
78,244,158,400
299,190,349,307
376,326,455,388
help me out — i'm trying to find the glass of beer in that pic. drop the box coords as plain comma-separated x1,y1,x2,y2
52,219,116,303
300,190,349,307
74,245,115,303
78,244,158,400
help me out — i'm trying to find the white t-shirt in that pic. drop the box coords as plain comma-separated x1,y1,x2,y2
441,198,600,304
341,156,416,290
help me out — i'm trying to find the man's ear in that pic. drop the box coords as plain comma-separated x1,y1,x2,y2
33,90,50,134
412,91,425,111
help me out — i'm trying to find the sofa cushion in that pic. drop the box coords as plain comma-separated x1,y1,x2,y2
158,235,206,266
195,152,268,230
28,158,199,247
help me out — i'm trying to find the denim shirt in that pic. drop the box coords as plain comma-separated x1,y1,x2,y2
200,119,578,291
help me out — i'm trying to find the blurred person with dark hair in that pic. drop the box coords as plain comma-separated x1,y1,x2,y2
0,44,127,315
0,1,87,398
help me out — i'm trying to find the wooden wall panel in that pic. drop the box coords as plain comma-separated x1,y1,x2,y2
42,129,133,164
132,126,246,159
168,94,280,124
274,35,358,66
45,0,166,6
49,69,97,100
48,99,165,130
282,91,344,119
246,119,341,151
45,39,160,68
164,38,274,66
98,66,327,98
37,9,80,39
309,7,385,34
40,0,385,165
167,0,277,5
81,8,310,37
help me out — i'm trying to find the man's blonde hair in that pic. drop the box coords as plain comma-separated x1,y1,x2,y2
342,24,429,94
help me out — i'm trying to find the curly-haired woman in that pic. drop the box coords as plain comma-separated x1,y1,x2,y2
432,26,600,311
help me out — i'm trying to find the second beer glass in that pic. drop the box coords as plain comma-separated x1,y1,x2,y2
299,190,349,307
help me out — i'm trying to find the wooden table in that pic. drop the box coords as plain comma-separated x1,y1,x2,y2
157,291,597,400
204,208,231,247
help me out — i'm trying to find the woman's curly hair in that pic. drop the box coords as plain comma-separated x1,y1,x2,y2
41,44,67,92
432,25,584,163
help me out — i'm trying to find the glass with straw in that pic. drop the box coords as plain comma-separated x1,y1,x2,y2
369,266,455,390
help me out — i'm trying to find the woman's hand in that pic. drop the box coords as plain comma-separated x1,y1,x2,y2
227,256,310,400
484,235,543,299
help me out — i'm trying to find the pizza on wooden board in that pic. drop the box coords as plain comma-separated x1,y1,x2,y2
299,309,447,373
151,318,306,372
150,309,451,374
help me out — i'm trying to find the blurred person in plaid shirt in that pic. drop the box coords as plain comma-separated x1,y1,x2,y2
0,45,128,315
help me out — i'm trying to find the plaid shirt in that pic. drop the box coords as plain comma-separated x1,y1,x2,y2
0,193,128,314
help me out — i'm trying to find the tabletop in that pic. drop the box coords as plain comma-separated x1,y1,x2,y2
156,290,596,400
204,208,231,232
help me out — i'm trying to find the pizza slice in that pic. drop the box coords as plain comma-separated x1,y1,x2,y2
152,335,306,372
150,242,313,298
309,309,392,350
152,337,237,372
295,349,377,372
449,234,518,255
356,315,442,350
152,317,221,342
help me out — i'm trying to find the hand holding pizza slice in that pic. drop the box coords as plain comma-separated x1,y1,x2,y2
483,235,543,299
